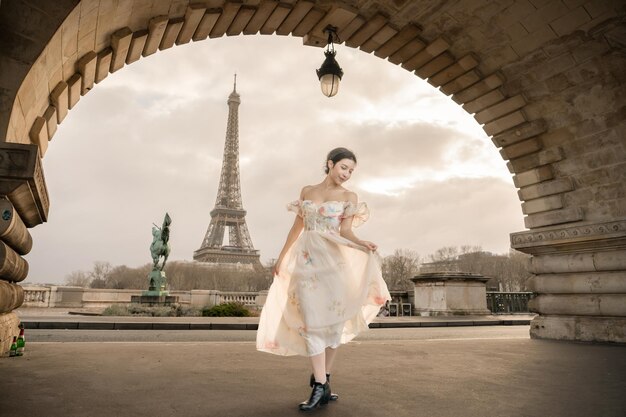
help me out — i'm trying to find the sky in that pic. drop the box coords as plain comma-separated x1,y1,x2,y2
25,35,525,284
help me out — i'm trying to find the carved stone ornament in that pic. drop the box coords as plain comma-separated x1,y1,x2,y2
510,220,626,255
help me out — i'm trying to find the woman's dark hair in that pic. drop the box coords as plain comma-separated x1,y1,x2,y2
325,147,357,174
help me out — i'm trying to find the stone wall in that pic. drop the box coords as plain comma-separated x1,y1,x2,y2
0,0,624,343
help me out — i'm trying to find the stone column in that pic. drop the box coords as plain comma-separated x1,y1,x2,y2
511,220,626,343
411,272,492,316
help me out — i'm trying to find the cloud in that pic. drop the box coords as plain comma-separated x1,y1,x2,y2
26,35,523,284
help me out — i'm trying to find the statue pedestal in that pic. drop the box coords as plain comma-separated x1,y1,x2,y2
411,272,491,316
130,294,179,306
130,269,179,305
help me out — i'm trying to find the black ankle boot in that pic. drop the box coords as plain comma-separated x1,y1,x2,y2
299,381,330,411
309,373,339,401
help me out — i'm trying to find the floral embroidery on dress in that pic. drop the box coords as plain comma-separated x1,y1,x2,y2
342,202,370,228
328,299,346,317
299,274,319,291
302,250,313,265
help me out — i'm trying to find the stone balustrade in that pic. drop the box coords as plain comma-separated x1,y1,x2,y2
20,286,269,309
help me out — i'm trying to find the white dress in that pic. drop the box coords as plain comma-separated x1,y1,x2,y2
256,200,391,356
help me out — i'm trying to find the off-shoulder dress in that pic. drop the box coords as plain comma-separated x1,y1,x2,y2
256,200,391,356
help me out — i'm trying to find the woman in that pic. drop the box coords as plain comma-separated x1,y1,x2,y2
256,147,391,411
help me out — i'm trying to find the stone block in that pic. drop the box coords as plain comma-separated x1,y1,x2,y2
517,177,573,200
143,16,168,56
345,13,386,48
411,272,491,316
110,27,132,72
499,136,542,160
76,51,97,95
160,18,184,50
210,2,242,38
28,117,48,156
43,106,57,140
521,194,564,214
0,312,20,357
483,110,526,136
453,73,504,104
513,165,554,187
530,315,626,343
475,95,527,124
530,294,626,316
550,6,591,37
360,24,398,54
524,206,583,228
463,89,505,115
126,30,148,65
67,73,81,109
275,1,314,36
0,199,33,255
428,54,479,87
260,3,290,34
441,70,481,96
0,241,28,283
521,0,570,33
374,24,421,59
176,4,207,44
509,142,563,174
243,1,277,35
48,83,69,121
416,53,454,79
292,7,325,38
308,6,358,45
193,10,222,41
402,37,449,71
528,271,626,294
388,37,426,65
226,6,256,36
511,25,557,56
95,48,112,84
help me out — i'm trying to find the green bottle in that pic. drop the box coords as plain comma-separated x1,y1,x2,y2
9,336,17,357
16,325,25,356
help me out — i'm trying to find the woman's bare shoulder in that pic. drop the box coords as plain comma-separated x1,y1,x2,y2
342,190,358,203
299,185,315,199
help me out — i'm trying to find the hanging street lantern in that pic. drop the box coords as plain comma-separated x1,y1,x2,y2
316,26,343,98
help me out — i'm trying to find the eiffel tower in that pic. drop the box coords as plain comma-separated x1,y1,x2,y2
194,76,262,270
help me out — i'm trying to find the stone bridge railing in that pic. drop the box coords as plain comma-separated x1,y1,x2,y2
20,286,268,309
20,285,529,314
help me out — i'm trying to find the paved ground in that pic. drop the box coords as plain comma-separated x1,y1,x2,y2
1,326,624,417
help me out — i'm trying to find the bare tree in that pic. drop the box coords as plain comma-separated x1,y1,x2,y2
382,249,420,290
64,270,90,287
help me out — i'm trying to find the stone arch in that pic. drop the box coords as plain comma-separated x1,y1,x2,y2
0,1,624,344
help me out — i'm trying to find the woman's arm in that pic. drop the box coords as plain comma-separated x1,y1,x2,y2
273,187,309,275
339,193,378,251
273,214,304,275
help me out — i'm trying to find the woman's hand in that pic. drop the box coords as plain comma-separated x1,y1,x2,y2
272,259,283,276
359,240,378,251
